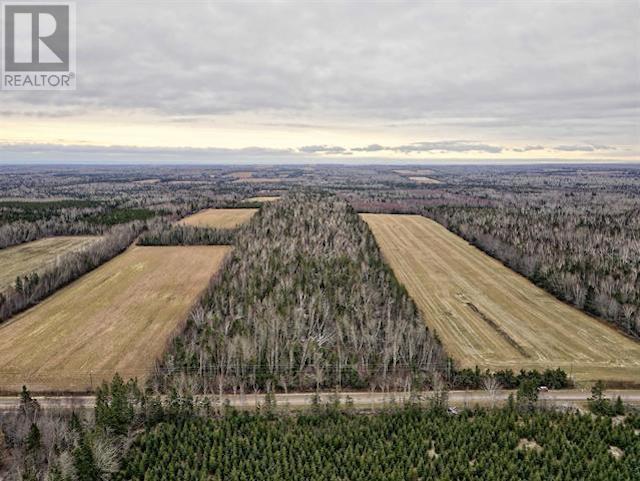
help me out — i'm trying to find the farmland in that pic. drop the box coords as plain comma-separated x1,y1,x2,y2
0,245,230,392
179,208,258,229
0,236,100,290
244,196,281,203
362,214,640,384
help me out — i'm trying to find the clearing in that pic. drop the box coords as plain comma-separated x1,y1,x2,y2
0,245,230,392
361,214,640,384
408,176,442,185
244,196,281,203
0,237,101,291
179,208,258,229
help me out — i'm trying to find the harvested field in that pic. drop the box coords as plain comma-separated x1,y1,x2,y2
408,176,442,184
361,214,640,384
179,208,258,229
0,237,101,291
0,246,230,392
244,196,281,203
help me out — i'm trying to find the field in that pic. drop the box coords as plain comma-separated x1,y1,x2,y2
179,208,258,228
361,214,640,384
408,176,442,184
0,236,100,290
244,196,281,203
0,245,230,392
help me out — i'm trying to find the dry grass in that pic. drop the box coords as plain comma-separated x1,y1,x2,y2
0,237,101,291
179,208,258,229
244,196,281,203
408,176,442,184
362,214,640,384
0,246,230,392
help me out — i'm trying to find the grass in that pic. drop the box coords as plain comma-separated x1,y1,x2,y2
0,245,230,393
179,208,258,229
0,237,101,291
361,214,640,384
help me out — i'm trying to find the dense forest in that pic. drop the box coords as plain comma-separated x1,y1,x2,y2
156,193,447,394
119,405,639,481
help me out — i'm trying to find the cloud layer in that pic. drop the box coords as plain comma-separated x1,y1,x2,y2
1,1,638,162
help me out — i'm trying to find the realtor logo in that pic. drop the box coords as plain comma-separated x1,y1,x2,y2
2,2,76,90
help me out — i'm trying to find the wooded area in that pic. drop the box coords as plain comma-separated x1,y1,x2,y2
156,193,447,394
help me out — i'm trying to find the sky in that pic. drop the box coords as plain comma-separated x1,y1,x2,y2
1,0,639,164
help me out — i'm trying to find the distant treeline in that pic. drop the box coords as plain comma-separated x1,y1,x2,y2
138,224,236,246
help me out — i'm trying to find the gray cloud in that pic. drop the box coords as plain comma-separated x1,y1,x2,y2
1,1,638,157
393,141,503,154
0,141,632,164
511,145,545,152
299,145,349,154
352,144,386,152
553,144,615,152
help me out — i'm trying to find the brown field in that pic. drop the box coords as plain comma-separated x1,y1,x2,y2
408,176,442,184
0,246,230,392
179,208,258,228
0,237,101,291
244,196,281,203
362,214,640,384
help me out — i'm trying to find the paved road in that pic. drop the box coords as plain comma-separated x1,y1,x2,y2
1,390,639,412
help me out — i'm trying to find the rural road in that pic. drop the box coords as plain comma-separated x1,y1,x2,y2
1,390,640,412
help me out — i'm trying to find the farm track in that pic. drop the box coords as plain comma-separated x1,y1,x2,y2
361,214,640,383
0,246,230,392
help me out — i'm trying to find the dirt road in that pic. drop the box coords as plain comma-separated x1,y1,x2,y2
2,390,639,412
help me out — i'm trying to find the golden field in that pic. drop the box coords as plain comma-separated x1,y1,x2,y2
244,196,281,203
0,237,100,291
179,208,258,229
362,214,640,384
0,246,230,392
408,176,442,185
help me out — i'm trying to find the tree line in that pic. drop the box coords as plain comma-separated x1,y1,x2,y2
137,223,236,246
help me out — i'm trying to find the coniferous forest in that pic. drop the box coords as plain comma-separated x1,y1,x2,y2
117,405,640,481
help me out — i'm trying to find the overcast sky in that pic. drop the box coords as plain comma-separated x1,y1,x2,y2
1,0,639,164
